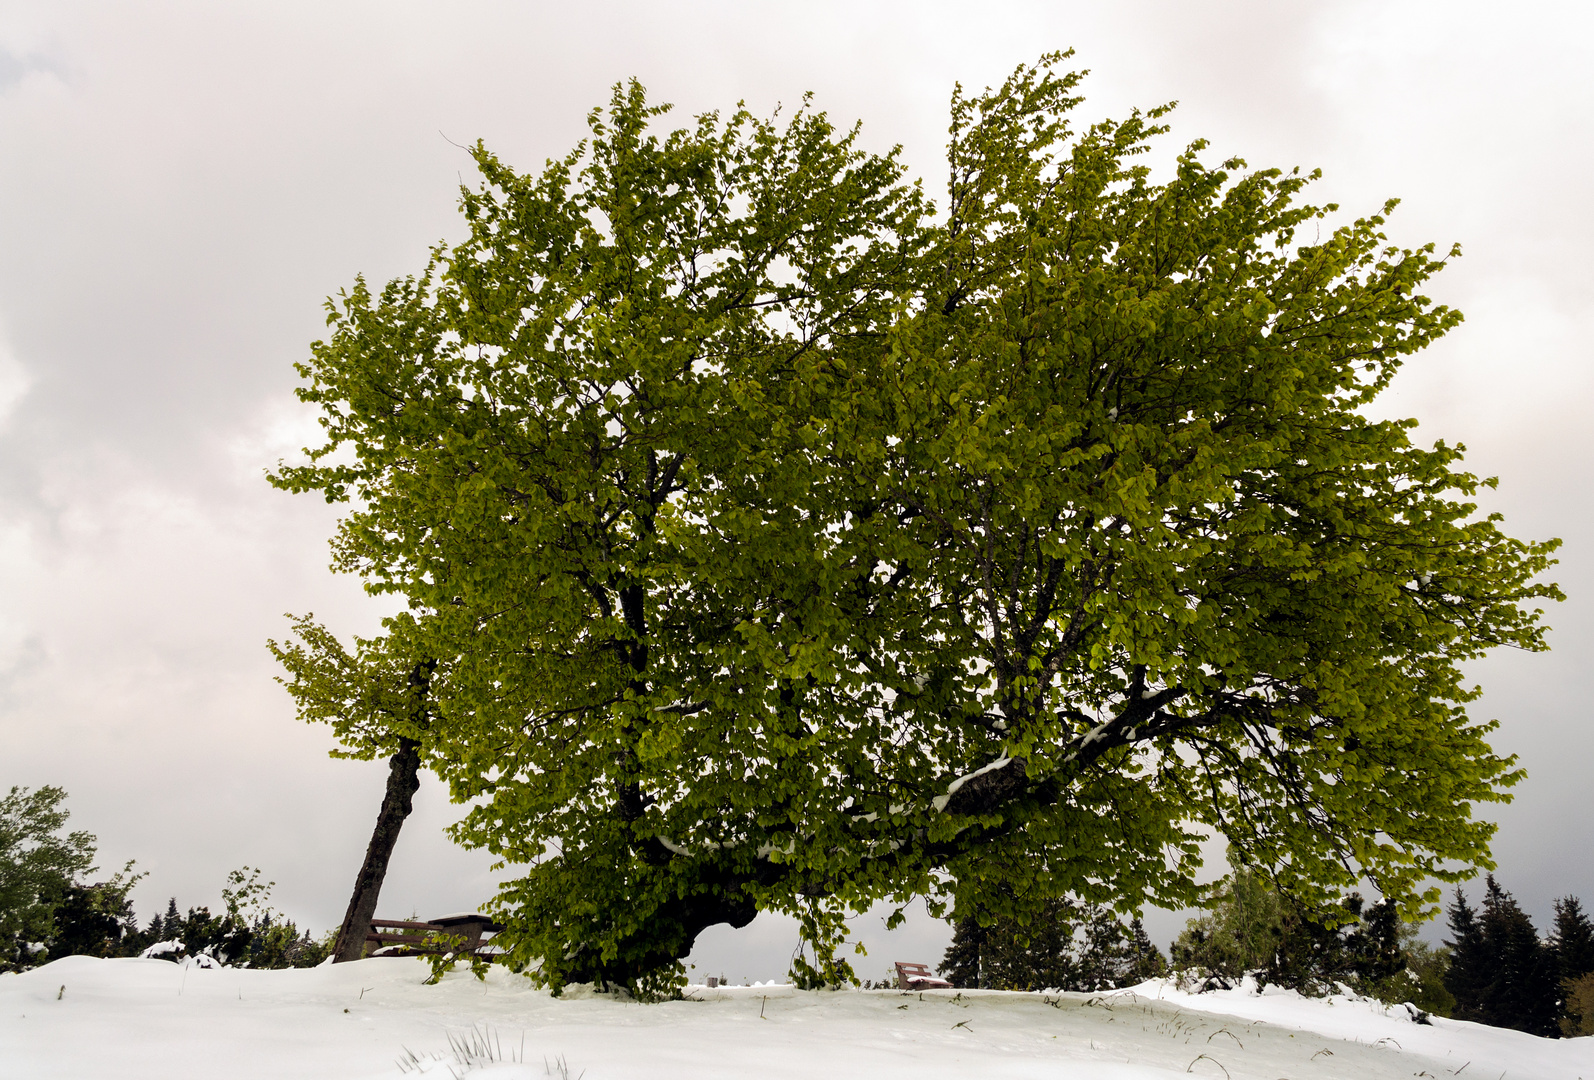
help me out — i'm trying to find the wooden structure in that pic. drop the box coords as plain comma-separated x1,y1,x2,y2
365,913,504,958
894,961,953,990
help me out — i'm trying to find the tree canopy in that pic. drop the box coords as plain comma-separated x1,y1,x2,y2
1,785,98,971
271,54,1560,994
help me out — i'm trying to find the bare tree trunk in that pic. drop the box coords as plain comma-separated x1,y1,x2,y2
331,661,433,964
331,738,422,962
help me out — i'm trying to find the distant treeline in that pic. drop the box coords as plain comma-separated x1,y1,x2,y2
2,785,328,972
41,871,331,970
939,865,1594,1039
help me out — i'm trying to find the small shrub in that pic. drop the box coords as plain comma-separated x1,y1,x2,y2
423,933,491,984
1563,972,1594,1038
1366,938,1455,1017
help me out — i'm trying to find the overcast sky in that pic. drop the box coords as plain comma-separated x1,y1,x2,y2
2,1,1590,982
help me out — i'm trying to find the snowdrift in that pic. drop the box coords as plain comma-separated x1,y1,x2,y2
2,955,1589,1079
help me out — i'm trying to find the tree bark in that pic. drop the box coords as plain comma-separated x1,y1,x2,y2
561,856,765,988
331,737,422,962
331,660,434,964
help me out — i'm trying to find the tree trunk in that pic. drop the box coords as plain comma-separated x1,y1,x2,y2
560,857,764,988
331,659,435,964
331,737,422,963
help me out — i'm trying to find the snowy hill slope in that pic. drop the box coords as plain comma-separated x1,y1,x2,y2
3,956,1590,1080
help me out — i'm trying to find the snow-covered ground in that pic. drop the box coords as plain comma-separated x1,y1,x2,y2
3,956,1590,1080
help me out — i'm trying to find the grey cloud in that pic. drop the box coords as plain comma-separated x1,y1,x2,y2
0,46,63,93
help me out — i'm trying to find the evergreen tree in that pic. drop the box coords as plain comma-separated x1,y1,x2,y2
980,896,1078,991
1125,919,1169,984
1071,905,1132,991
45,874,140,960
1073,907,1169,990
1551,896,1594,982
1267,899,1351,992
1444,888,1490,1023
1475,875,1560,1037
939,916,985,988
1344,897,1406,986
128,897,183,954
938,898,1163,992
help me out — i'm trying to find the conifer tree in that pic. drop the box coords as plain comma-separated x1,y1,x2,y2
1444,888,1490,1023
979,896,1078,991
940,900,1165,991
1345,897,1405,986
1074,906,1167,990
1126,919,1169,984
940,916,986,988
1473,876,1560,1037
45,877,140,960
1551,896,1594,983
1266,899,1350,992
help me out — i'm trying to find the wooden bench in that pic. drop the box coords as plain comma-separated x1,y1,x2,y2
895,961,953,990
365,913,504,958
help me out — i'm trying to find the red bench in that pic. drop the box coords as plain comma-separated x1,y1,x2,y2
895,961,953,990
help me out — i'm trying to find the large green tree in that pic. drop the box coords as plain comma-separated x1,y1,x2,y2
272,55,1559,994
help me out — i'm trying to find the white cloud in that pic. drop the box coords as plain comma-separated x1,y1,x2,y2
0,329,30,430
